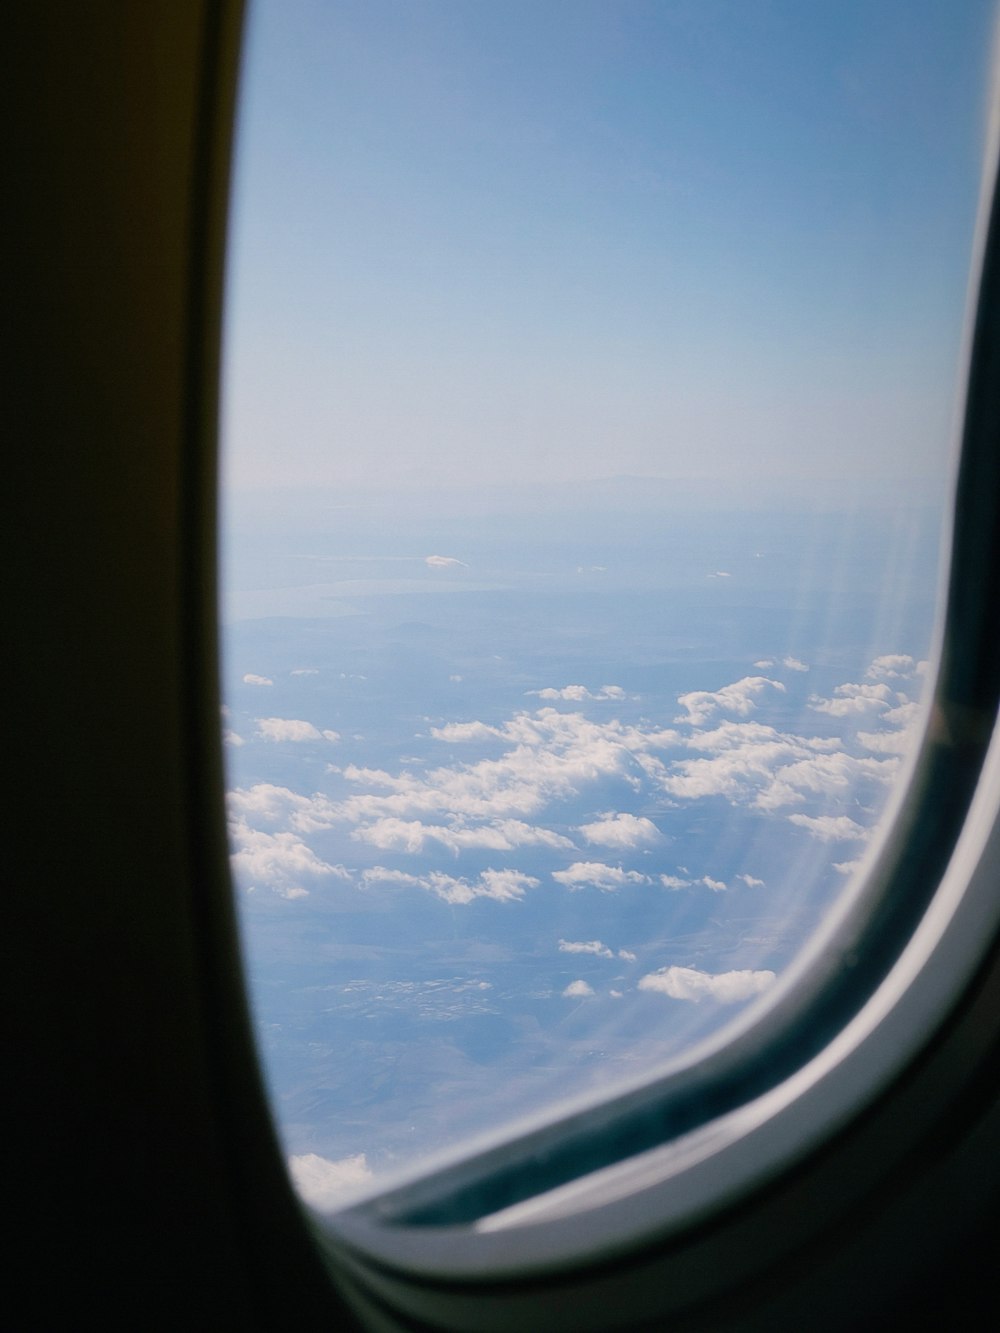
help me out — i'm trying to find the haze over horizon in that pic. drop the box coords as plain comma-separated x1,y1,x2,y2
222,0,993,499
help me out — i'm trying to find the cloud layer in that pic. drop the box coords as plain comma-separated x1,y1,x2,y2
227,660,921,914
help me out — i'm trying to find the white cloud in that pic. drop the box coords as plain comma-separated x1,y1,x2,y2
578,812,660,849
834,859,862,876
639,965,776,1003
660,874,691,889
288,1152,372,1211
866,654,916,680
222,729,245,747
362,865,538,904
787,813,868,842
255,717,340,743
242,673,273,686
809,682,894,717
537,685,590,701
336,708,678,826
857,728,914,754
226,654,911,918
700,876,727,891
227,784,339,833
751,750,895,812
228,818,349,899
291,668,319,676
558,939,613,959
882,700,920,727
618,949,637,962
675,676,785,726
425,554,467,569
351,816,572,854
359,867,422,886
430,720,502,743
758,655,818,674
737,873,764,887
552,861,649,891
562,980,595,998
529,684,625,701
659,720,894,814
856,698,921,755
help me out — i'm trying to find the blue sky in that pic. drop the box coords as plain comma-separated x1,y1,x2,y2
223,0,995,499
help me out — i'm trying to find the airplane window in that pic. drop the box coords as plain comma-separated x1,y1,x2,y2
219,0,996,1233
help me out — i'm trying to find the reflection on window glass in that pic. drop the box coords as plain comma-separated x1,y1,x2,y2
221,0,993,1211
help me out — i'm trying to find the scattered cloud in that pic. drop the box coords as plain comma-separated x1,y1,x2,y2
659,719,895,815
362,865,538,904
222,730,245,747
352,816,572,854
425,555,468,569
528,684,626,701
578,811,660,849
552,861,649,891
242,673,273,686
882,701,920,727
787,813,868,842
857,728,913,754
336,708,677,826
660,874,691,889
559,939,613,959
618,949,637,962
562,979,595,998
639,965,776,1003
755,657,806,671
228,819,349,899
675,676,785,726
866,655,916,680
431,720,502,743
228,784,339,833
291,668,319,676
255,717,340,743
809,682,894,717
288,1152,372,1211
834,859,862,876
226,657,916,925
659,872,726,891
